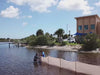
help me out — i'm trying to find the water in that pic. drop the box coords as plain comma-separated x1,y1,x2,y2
0,42,100,75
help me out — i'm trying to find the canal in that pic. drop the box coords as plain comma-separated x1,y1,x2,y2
0,42,100,75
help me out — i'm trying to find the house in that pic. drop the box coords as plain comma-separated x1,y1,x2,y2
75,14,100,35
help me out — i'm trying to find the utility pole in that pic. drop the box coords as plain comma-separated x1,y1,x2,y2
67,24,68,34
69,30,71,36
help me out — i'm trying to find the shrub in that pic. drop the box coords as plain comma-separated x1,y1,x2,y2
55,42,61,46
67,42,78,46
60,41,66,46
82,34,99,51
48,41,55,46
29,40,36,46
35,35,48,46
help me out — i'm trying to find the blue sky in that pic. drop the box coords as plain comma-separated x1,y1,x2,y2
0,0,100,39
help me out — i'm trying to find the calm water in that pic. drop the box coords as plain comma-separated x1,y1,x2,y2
0,42,100,75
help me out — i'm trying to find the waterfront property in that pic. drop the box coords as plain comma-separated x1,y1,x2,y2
75,14,100,35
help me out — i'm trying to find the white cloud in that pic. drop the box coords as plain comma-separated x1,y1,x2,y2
8,0,27,5
0,6,19,18
95,1,100,6
22,15,32,18
27,16,32,18
8,0,58,13
57,0,93,15
23,22,28,26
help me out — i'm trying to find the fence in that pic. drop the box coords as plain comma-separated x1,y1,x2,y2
41,56,100,75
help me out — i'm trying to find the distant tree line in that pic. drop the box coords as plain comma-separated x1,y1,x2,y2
20,28,69,46
0,38,10,42
16,28,100,51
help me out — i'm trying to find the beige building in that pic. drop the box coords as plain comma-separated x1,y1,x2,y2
75,14,100,35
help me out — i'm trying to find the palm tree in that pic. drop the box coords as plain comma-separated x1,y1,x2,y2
45,32,50,37
54,29,64,37
54,28,64,42
36,29,44,36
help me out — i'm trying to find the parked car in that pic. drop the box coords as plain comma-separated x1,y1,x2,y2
63,36,76,43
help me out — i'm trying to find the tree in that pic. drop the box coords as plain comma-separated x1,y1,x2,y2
36,29,44,36
54,28,64,42
45,32,50,37
35,35,48,45
54,29,64,38
20,34,36,44
63,34,68,39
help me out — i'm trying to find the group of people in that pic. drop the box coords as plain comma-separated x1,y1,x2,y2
33,52,45,65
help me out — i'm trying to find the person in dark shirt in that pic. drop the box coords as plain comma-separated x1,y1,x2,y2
34,53,38,63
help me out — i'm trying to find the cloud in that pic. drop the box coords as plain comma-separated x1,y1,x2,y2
57,0,93,15
95,1,100,7
27,16,32,18
0,6,19,18
8,0,58,13
22,15,32,18
22,22,28,26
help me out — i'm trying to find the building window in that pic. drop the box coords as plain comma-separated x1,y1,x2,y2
91,24,95,29
84,25,88,30
78,25,82,30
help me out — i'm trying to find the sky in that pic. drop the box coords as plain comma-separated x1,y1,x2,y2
0,0,100,39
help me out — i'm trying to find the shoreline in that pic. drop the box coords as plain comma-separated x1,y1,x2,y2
26,45,100,53
26,45,81,52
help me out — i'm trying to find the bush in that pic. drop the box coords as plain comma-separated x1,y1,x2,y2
67,42,78,46
60,41,66,46
48,41,55,46
55,42,61,46
29,40,36,46
97,39,100,47
35,35,48,46
82,34,99,51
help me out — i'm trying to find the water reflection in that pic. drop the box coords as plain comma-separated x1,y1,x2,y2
31,49,78,61
78,53,100,65
63,52,78,61
49,50,58,57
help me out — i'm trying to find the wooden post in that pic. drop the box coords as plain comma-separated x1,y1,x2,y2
9,43,10,48
47,56,49,75
18,43,19,48
75,52,78,75
60,58,61,69
59,58,61,75
9,39,10,48
48,56,49,68
75,59,77,75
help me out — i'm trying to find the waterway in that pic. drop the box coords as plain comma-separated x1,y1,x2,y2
0,42,100,75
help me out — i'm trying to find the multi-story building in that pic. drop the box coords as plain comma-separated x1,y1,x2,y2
75,14,100,35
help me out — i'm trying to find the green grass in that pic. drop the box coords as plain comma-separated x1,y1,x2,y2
54,41,80,46
55,42,61,46
67,42,79,46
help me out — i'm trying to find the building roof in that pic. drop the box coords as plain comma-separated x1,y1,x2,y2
75,14,100,19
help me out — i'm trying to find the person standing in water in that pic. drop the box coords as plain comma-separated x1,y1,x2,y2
34,52,45,65
42,51,45,57
34,53,38,63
